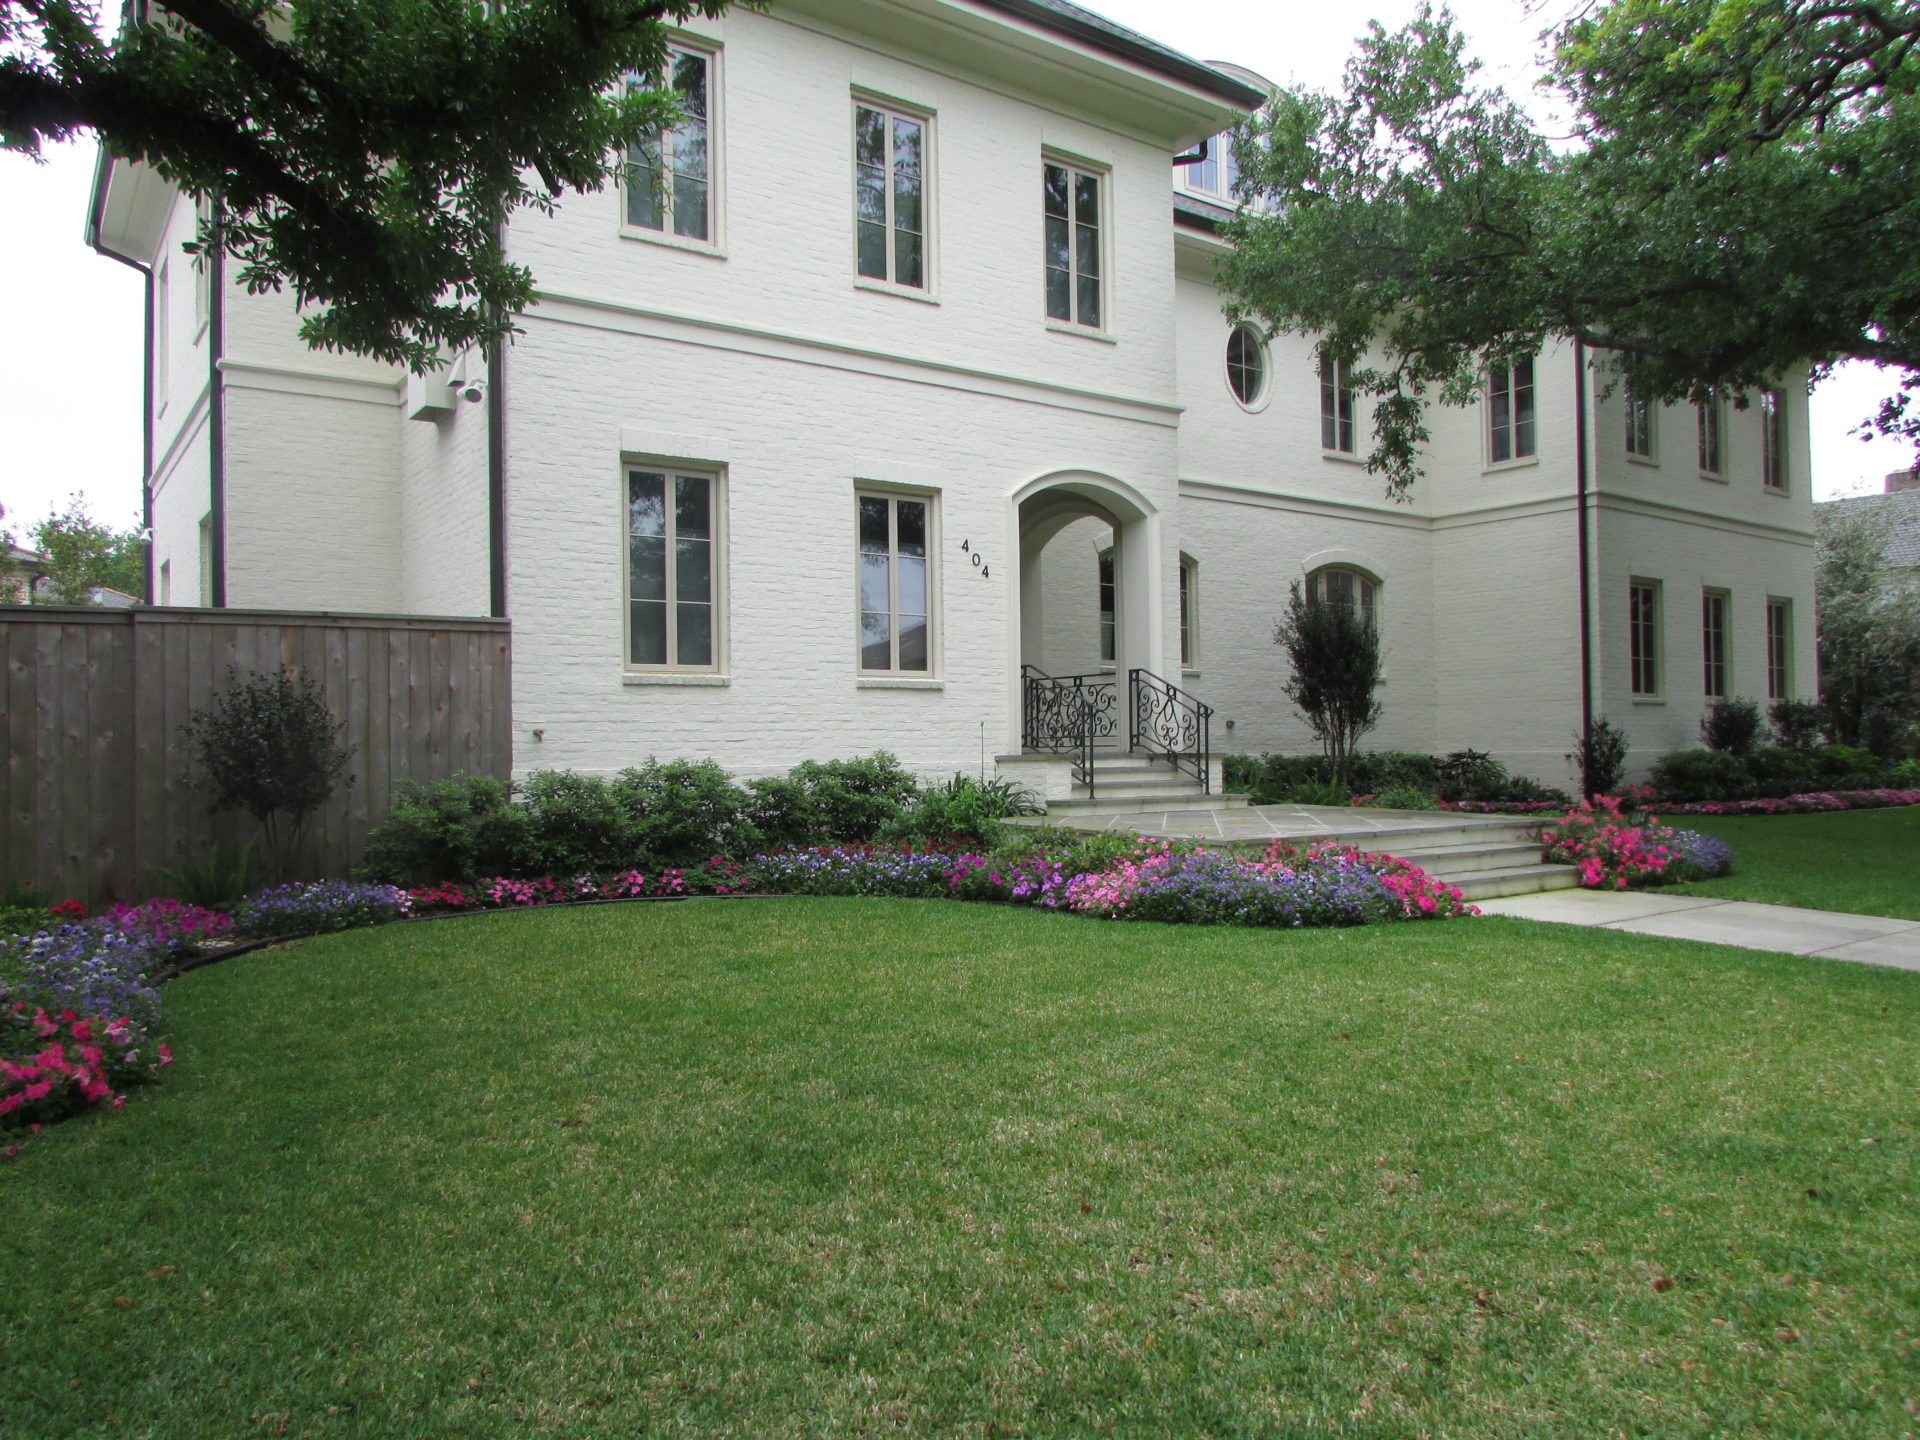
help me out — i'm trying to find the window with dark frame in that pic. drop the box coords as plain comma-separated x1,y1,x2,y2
858,494,930,672
1178,558,1196,666
627,48,711,242
1319,356,1355,453
1702,589,1728,698
1762,390,1788,491
1488,358,1536,462
1767,598,1792,699
1098,550,1115,663
1043,161,1101,328
627,469,716,669
1307,567,1376,627
1698,394,1722,474
1226,325,1265,406
1630,580,1660,696
855,102,925,289
1626,391,1654,458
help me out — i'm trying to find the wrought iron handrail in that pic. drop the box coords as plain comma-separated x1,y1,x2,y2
1128,667,1212,792
1020,664,1118,797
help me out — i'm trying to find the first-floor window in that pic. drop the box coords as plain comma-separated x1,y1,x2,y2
858,493,932,672
1767,598,1792,699
1630,579,1661,696
1698,394,1723,474
1702,589,1729,698
1307,566,1376,627
1488,358,1536,462
1178,556,1198,666
1320,355,1355,453
1098,550,1115,663
627,468,718,669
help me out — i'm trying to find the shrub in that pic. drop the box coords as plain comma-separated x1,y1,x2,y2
1573,716,1629,797
360,774,527,884
1650,748,1753,803
1814,744,1885,786
180,668,355,875
1891,758,1920,787
747,753,919,846
231,881,411,939
1229,754,1331,803
514,770,636,875
153,840,259,911
1435,749,1510,803
0,905,47,941
610,759,758,864
1768,699,1825,750
1293,778,1350,806
1746,746,1819,797
1700,697,1766,755
1371,781,1440,811
1274,583,1382,788
882,774,1041,849
1348,751,1443,796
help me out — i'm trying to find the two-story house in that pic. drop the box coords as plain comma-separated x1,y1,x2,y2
85,0,1818,795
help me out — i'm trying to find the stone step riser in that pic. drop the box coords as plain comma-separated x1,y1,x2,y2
1453,867,1582,901
1388,847,1549,879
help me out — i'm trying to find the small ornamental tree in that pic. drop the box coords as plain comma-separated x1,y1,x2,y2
1573,716,1629,798
181,668,354,875
1274,581,1382,790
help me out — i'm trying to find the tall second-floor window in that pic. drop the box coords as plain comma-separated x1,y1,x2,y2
1044,161,1101,328
627,47,712,242
1762,390,1788,492
1698,394,1723,475
1625,390,1654,459
1488,358,1536,462
855,103,926,289
1320,356,1355,453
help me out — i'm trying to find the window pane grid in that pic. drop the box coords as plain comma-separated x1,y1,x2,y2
1489,359,1536,462
1767,599,1791,699
858,495,930,673
1626,395,1653,457
1098,551,1115,663
1702,590,1728,698
1178,561,1196,666
629,470,716,669
1762,390,1787,491
1320,357,1355,452
627,50,711,241
1227,325,1265,406
855,104,925,288
1630,581,1659,695
1698,396,1722,473
1044,161,1101,327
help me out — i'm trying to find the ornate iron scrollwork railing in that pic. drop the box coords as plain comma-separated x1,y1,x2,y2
1129,668,1212,792
1021,664,1118,797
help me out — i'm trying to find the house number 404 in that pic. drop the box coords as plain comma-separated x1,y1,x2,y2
959,539,990,579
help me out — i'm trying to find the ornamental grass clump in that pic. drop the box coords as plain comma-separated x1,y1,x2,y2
231,881,411,939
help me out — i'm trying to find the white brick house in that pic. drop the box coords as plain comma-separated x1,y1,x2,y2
87,0,1817,793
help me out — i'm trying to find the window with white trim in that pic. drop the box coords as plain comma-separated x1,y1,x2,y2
1178,556,1199,666
1307,566,1376,627
1698,393,1723,474
1488,358,1536,462
1226,324,1265,406
1043,160,1101,328
855,100,927,289
625,46,714,243
1767,598,1792,699
1097,549,1115,663
1625,390,1654,459
626,468,721,670
1761,389,1788,492
857,493,933,673
1702,588,1729,698
1630,579,1661,696
1320,356,1355,453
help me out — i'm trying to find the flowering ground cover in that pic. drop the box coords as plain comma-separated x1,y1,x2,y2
1,899,1915,1437
1652,806,1920,921
1539,798,1733,890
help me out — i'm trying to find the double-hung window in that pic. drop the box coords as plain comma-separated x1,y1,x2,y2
855,101,927,290
1178,557,1199,667
1625,390,1654,460
1488,359,1536,462
1098,551,1116,663
626,46,714,244
858,494,932,673
1043,160,1102,329
1701,589,1729,698
1761,390,1788,492
627,468,720,670
1320,356,1355,453
1698,393,1723,475
1766,598,1793,699
1630,579,1661,696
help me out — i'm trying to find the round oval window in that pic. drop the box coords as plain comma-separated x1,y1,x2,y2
1226,324,1265,406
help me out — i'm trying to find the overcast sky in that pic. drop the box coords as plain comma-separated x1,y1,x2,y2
0,0,1907,538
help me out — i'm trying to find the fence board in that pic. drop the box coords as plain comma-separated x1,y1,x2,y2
0,607,510,905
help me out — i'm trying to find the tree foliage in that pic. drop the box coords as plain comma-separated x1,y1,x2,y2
1274,582,1383,787
3,0,730,369
0,494,145,603
1816,506,1920,750
1221,0,1920,495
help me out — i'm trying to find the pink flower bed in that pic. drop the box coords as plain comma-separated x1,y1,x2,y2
1,1004,171,1143
1651,788,1920,817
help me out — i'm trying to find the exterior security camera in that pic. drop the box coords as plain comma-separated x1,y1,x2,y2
456,378,487,404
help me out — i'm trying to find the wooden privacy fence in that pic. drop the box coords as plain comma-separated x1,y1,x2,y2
2,607,511,906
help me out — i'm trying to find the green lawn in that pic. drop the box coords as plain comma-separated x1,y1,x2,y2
1659,806,1920,919
5,899,1919,1438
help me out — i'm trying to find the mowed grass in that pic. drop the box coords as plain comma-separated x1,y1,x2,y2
1658,806,1920,919
4,900,1919,1439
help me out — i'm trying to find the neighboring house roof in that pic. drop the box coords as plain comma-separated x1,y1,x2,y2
1819,488,1920,568
973,0,1268,107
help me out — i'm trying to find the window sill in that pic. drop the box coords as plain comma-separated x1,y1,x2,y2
1482,456,1540,474
1631,695,1665,705
1320,450,1365,466
619,227,726,260
1626,452,1660,468
1045,319,1117,345
1698,470,1729,484
1762,485,1791,498
854,276,939,305
857,676,943,690
622,672,731,687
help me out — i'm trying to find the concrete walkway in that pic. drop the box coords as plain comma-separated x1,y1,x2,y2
1476,889,1920,971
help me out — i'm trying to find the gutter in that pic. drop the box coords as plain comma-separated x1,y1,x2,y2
487,329,507,618
970,0,1267,109
84,148,157,604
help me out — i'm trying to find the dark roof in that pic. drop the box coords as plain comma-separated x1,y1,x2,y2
972,0,1268,108
1819,488,1920,567
1173,190,1235,233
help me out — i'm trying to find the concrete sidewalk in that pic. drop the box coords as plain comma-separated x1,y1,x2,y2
1475,890,1920,971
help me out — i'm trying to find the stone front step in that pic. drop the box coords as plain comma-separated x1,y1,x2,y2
1448,864,1583,901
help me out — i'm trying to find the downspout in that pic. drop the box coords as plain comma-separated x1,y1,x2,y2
486,327,507,618
1573,340,1594,793
208,213,227,608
